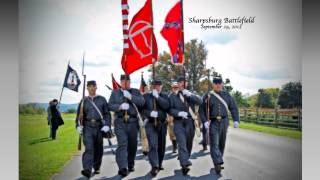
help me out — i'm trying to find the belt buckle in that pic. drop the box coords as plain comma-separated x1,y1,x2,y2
91,119,96,123
216,116,222,122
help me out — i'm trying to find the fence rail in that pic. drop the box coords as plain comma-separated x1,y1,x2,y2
236,108,302,131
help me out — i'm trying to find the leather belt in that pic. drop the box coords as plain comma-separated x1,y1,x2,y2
210,116,227,122
117,115,137,119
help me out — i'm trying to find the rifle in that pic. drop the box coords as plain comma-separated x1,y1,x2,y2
205,68,211,145
78,52,86,150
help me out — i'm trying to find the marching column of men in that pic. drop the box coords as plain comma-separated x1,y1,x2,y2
75,75,239,178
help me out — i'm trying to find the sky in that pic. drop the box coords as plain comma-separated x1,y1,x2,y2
19,0,301,104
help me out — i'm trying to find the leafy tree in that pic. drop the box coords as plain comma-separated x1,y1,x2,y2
232,90,250,108
278,82,302,108
255,89,273,108
148,39,233,96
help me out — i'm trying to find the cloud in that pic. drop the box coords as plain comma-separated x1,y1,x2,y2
204,32,238,45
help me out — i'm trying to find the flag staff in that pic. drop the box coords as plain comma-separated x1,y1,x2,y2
57,60,70,109
180,0,187,89
150,0,158,126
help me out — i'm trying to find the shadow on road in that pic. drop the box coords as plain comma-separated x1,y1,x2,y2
28,137,52,145
157,168,223,180
190,150,210,160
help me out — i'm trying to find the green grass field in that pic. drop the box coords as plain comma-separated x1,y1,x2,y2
231,121,302,139
19,113,79,180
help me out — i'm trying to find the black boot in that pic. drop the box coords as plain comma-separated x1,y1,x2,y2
93,169,100,174
202,144,208,151
182,166,190,175
128,166,135,172
214,164,222,175
172,140,177,153
159,164,164,170
81,169,91,178
150,167,159,177
118,168,128,177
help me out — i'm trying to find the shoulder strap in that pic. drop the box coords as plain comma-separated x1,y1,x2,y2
88,97,104,120
210,91,229,112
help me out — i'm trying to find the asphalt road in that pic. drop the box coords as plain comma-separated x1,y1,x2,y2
52,127,301,180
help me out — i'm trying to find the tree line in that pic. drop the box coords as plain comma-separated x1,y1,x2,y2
148,38,302,109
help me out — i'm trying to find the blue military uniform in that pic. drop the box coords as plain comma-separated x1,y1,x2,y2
75,93,111,177
108,75,145,177
169,76,202,175
142,80,170,176
199,77,239,175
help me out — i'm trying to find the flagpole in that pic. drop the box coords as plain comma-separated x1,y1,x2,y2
180,0,187,89
57,60,70,109
150,0,155,82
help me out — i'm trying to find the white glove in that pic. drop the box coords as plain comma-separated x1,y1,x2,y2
182,89,192,97
152,89,159,98
123,90,132,100
77,126,83,134
178,111,188,119
101,126,110,133
204,121,210,129
119,102,129,110
234,121,239,128
150,111,158,118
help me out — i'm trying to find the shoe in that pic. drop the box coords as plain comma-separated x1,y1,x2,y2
172,140,177,153
215,164,222,175
150,167,159,177
93,169,100,174
182,166,190,175
202,144,208,151
118,168,128,177
159,165,164,170
128,166,135,172
81,169,91,178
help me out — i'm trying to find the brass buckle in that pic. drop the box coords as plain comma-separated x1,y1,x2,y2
91,119,97,123
216,116,222,122
124,114,129,123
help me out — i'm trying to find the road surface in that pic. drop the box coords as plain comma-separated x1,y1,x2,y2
53,127,301,180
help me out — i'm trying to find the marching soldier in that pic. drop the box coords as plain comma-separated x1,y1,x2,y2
199,76,240,176
169,76,202,175
108,74,145,177
142,80,170,177
167,81,179,153
75,80,112,178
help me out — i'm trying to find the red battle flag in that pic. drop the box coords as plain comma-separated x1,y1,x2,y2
121,0,158,75
111,73,121,90
160,1,184,64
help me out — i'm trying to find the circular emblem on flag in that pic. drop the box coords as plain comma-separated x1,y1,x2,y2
128,20,153,59
67,71,78,90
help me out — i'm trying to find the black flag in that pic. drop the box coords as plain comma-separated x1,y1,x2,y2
63,65,81,92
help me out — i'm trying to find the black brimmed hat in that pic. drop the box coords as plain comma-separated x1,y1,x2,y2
212,77,223,84
87,80,97,86
176,76,185,82
151,79,162,85
120,74,130,81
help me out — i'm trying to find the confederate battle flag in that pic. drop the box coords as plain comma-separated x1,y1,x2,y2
160,1,184,64
121,0,158,75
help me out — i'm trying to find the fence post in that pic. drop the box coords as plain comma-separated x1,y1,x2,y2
244,108,248,122
256,107,260,123
298,108,302,131
274,106,279,128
